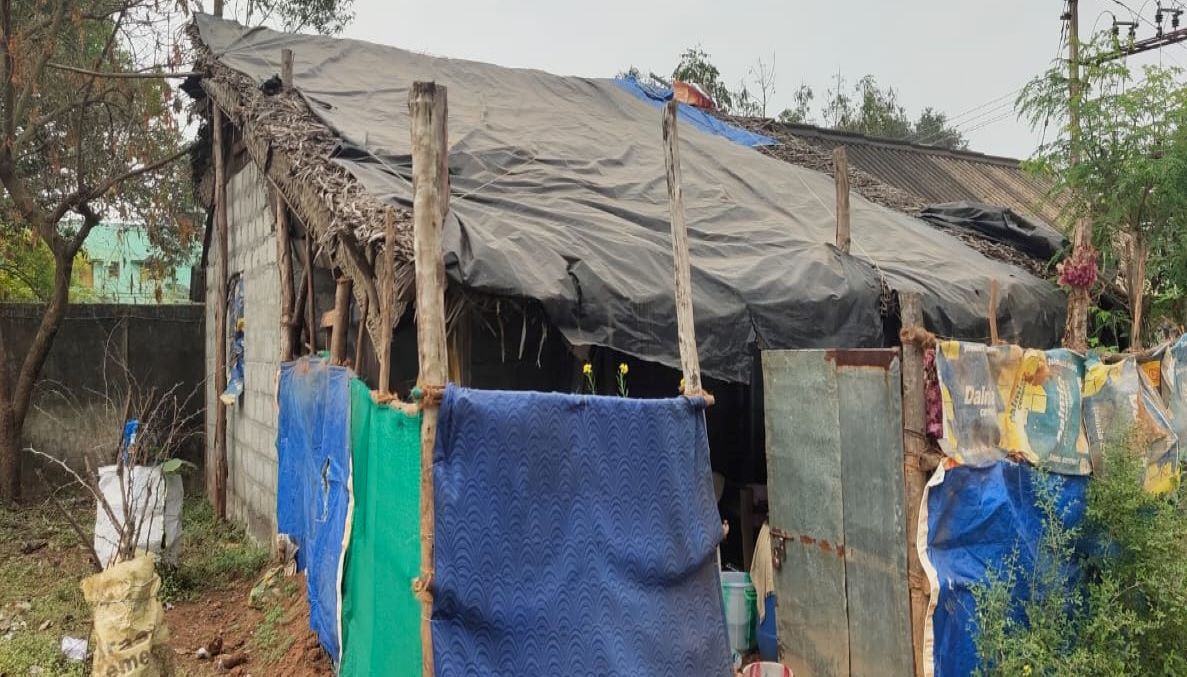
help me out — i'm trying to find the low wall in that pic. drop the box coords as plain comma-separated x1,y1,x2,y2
0,303,205,492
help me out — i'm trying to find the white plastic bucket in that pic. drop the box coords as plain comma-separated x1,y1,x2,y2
742,661,793,677
721,571,757,652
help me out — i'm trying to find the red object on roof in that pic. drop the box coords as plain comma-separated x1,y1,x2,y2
673,81,715,110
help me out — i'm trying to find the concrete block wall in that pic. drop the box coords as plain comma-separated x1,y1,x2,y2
206,160,280,543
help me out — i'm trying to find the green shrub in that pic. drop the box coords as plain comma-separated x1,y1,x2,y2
974,438,1187,676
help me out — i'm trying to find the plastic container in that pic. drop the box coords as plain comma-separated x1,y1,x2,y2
721,571,757,652
742,661,793,677
757,593,778,660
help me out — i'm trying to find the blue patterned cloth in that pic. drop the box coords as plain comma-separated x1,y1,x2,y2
432,386,731,675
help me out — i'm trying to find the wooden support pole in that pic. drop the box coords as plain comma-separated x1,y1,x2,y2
276,193,296,361
280,48,294,91
988,279,1000,345
304,232,317,354
410,81,450,677
331,278,352,365
354,294,368,371
833,146,851,254
661,100,704,397
900,291,928,677
377,209,396,395
211,104,229,522
213,0,223,17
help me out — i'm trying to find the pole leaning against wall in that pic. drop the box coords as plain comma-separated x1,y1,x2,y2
211,104,229,522
661,101,710,401
409,80,450,677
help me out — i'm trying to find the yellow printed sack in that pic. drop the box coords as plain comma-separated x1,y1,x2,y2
81,554,172,677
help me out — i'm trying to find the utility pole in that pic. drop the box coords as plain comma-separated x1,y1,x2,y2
1063,0,1092,352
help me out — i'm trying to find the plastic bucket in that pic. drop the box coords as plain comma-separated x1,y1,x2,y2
742,661,793,677
721,571,757,652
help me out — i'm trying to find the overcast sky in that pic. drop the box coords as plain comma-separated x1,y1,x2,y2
341,0,1186,159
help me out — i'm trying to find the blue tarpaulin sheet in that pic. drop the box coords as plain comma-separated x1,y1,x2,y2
613,77,776,148
432,386,732,675
919,461,1088,677
276,357,352,661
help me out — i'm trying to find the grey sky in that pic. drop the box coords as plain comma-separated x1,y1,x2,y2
342,0,1185,159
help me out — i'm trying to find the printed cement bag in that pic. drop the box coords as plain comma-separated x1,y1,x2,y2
94,465,183,569
1083,355,1179,493
81,554,172,677
935,341,1090,474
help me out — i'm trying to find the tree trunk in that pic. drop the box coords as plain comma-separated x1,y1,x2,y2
1063,216,1091,353
0,248,76,501
1129,232,1148,351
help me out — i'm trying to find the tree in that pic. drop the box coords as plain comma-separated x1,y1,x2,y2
777,84,814,124
672,46,734,112
748,55,776,118
913,107,968,150
0,0,353,502
1017,40,1187,348
240,0,355,35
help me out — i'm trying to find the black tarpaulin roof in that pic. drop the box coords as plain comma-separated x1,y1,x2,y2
194,15,1065,383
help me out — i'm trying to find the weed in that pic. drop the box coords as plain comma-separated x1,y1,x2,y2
158,497,269,602
252,603,294,666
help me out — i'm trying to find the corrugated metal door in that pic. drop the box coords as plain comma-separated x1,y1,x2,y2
762,349,913,677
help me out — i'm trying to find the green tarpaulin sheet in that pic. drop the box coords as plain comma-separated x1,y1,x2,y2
341,379,422,675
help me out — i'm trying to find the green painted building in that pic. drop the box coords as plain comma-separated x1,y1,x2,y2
77,224,197,304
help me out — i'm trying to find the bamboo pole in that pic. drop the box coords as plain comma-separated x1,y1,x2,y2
661,100,704,397
834,146,851,254
409,81,450,677
988,279,1000,345
211,104,229,522
378,209,396,395
331,279,352,364
354,294,368,371
900,291,928,677
304,230,317,354
276,193,295,361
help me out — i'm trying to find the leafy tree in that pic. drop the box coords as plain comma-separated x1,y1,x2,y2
671,46,734,112
0,0,352,502
777,84,814,124
913,107,969,150
240,0,355,34
1018,39,1187,348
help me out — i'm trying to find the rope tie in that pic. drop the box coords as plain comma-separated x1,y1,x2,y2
412,573,434,604
410,384,446,408
900,326,937,349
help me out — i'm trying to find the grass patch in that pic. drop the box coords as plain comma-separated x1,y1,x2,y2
159,497,269,602
0,497,93,676
251,603,295,666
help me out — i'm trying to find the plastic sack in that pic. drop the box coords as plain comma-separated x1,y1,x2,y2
80,554,172,677
94,465,183,569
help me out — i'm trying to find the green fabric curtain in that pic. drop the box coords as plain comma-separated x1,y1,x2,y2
341,378,422,675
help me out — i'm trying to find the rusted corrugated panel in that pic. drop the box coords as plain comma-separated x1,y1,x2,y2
763,349,913,677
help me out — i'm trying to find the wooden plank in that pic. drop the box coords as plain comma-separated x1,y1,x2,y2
763,350,849,677
409,80,450,677
281,48,294,91
900,291,928,677
330,278,352,364
211,104,229,522
275,193,295,361
354,293,368,371
661,100,703,396
834,147,851,254
304,229,317,353
835,351,913,677
378,209,395,395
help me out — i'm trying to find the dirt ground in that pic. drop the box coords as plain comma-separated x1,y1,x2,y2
0,493,332,676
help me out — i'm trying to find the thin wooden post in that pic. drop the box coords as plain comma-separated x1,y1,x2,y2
211,104,229,522
213,0,223,17
276,193,295,361
330,278,352,364
304,232,317,354
410,80,450,677
280,48,294,91
900,291,928,677
661,100,703,396
354,294,368,370
377,209,396,395
833,146,851,254
988,279,1000,345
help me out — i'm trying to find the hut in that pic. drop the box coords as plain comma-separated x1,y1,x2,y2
186,14,1066,586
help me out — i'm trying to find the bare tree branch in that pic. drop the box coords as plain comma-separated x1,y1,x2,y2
46,62,198,79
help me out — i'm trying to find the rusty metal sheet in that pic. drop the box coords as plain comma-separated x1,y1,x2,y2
836,356,913,677
763,350,849,677
763,349,912,677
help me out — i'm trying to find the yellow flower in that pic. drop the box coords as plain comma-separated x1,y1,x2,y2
582,363,592,375
618,363,629,375
1022,665,1032,676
